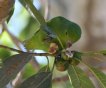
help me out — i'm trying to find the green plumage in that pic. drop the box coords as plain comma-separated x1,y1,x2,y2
24,29,50,51
24,16,81,51
47,16,81,49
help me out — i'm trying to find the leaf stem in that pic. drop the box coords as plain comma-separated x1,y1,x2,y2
79,60,106,88
46,56,50,71
24,0,46,25
0,45,23,53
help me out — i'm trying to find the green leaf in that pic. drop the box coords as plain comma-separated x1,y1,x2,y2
0,48,11,62
38,65,50,73
19,0,26,7
19,0,45,25
24,16,82,51
7,6,14,23
99,50,106,55
22,63,36,79
89,67,106,88
68,65,95,88
47,16,81,49
0,53,33,88
20,17,39,40
65,81,73,88
24,29,50,51
73,51,82,60
0,59,2,69
19,72,52,88
71,51,82,66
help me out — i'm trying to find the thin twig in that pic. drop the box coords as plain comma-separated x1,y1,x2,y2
24,0,46,25
2,22,25,88
0,45,24,53
1,44,106,57
30,52,55,56
45,56,49,71
0,44,55,56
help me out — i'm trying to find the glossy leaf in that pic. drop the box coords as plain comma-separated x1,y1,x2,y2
68,65,95,88
19,72,52,88
24,16,82,51
47,16,81,48
90,67,106,88
0,53,33,88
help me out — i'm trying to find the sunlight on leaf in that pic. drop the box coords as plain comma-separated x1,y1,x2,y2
68,65,95,88
22,63,36,79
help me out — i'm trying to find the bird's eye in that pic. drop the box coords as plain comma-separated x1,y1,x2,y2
56,54,61,58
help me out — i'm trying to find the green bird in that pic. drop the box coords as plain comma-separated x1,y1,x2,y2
24,16,81,53
47,16,81,49
24,29,51,51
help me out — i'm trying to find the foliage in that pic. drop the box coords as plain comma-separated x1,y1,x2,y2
0,0,106,88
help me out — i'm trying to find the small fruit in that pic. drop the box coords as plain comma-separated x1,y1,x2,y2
55,52,70,71
55,60,69,71
48,43,58,54
61,49,74,60
61,51,69,60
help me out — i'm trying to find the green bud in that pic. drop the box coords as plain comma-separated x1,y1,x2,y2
55,52,69,71
61,51,69,60
70,51,82,66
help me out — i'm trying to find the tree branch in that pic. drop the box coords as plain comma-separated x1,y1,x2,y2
2,22,22,50
0,44,55,56
0,45,23,53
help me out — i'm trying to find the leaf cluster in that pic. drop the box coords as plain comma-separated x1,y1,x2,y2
0,0,106,88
